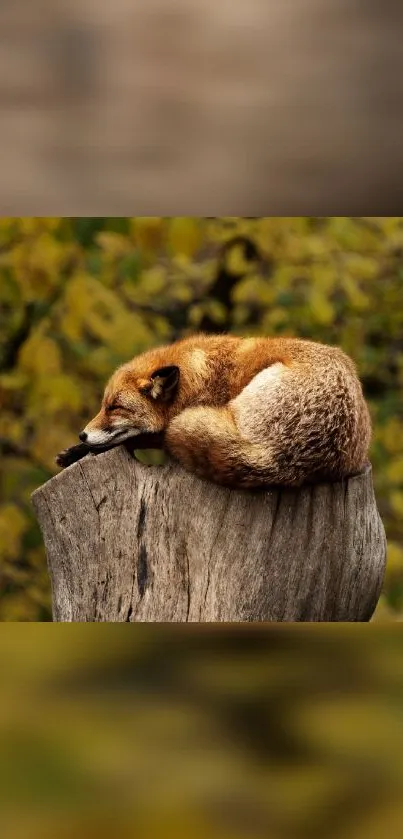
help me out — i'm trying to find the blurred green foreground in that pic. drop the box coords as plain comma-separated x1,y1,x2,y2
0,627,403,839
0,217,402,620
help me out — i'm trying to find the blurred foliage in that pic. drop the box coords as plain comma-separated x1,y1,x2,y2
0,217,402,621
1,626,403,839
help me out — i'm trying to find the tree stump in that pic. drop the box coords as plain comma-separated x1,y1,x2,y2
31,448,387,622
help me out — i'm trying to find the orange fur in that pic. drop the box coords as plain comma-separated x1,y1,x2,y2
82,333,371,488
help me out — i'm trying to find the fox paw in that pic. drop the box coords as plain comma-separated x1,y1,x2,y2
56,443,89,468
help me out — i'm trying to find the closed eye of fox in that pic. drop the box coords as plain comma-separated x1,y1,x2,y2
57,333,371,489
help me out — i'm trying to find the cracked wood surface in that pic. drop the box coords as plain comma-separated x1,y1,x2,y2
31,448,387,622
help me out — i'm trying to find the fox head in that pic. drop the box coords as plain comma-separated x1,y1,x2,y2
80,363,180,448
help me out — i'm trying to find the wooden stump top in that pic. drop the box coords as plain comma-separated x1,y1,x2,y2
32,448,387,622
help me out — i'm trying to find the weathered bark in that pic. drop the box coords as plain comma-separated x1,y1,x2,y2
31,448,386,622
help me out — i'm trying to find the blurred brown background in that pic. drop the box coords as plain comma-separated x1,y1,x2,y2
0,0,402,214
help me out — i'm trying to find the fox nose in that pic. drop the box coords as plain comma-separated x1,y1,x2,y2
79,431,88,442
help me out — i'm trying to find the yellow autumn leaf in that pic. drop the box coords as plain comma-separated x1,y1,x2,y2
204,300,227,324
232,276,274,305
309,291,334,325
344,254,378,280
188,304,204,327
304,235,329,257
382,419,403,454
386,542,403,574
19,332,61,376
342,275,371,310
30,374,84,415
132,217,165,253
390,490,403,517
0,414,26,446
386,457,403,484
168,218,202,258
16,218,43,236
141,266,166,295
224,242,255,275
310,264,337,292
0,503,28,561
96,232,131,258
170,284,193,304
27,232,66,275
31,424,79,470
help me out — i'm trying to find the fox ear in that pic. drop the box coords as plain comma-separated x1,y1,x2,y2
144,365,180,401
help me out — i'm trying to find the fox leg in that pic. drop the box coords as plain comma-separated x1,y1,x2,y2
56,432,164,469
164,405,284,489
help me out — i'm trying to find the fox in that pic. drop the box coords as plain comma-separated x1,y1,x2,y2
56,333,371,488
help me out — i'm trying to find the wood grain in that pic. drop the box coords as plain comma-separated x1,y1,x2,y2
31,448,387,622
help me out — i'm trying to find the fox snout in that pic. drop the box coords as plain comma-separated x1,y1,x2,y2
80,424,138,447
80,412,138,448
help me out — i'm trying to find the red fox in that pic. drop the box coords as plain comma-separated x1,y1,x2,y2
57,333,371,488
